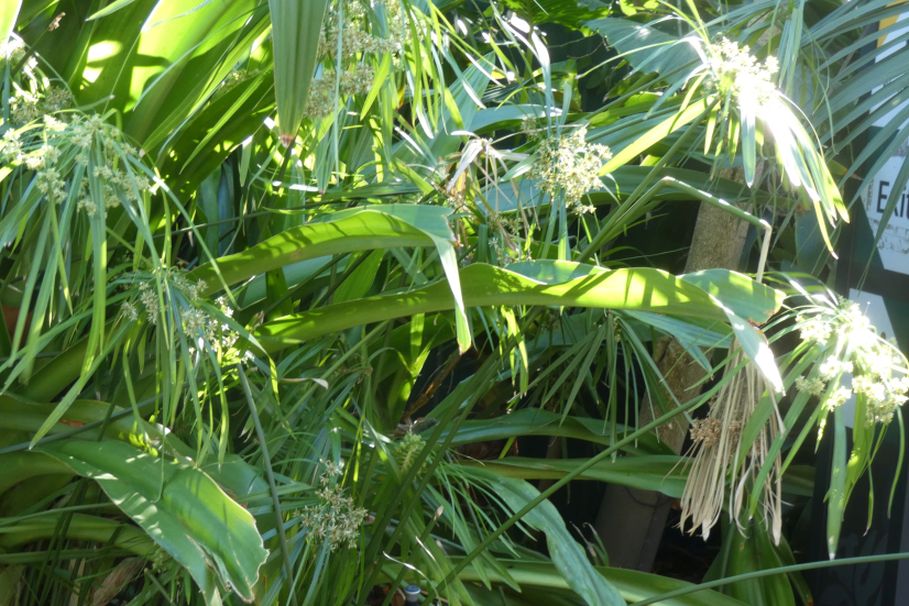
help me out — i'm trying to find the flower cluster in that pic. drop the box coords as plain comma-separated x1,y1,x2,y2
536,126,611,214
304,63,377,119
0,35,26,63
1,36,72,126
318,2,407,59
1,111,153,213
182,296,248,364
794,300,909,424
300,461,369,551
303,2,406,120
705,37,779,105
127,271,255,367
132,271,206,326
689,417,722,448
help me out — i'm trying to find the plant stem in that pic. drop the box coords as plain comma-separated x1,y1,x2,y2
632,551,909,606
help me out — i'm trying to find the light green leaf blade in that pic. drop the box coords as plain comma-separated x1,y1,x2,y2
586,17,697,76
38,440,268,602
599,97,710,174
491,476,625,606
679,269,784,323
189,207,438,296
257,263,750,350
0,0,19,46
268,0,329,142
333,204,471,352
460,456,688,496
457,559,749,606
86,0,141,20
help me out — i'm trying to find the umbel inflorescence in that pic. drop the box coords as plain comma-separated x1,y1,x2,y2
704,36,779,105
679,296,909,545
795,300,909,425
304,1,408,120
300,460,369,551
536,126,612,214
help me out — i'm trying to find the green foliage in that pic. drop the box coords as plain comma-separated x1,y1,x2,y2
0,0,907,604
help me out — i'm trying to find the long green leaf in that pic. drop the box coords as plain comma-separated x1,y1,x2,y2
38,440,268,602
444,409,669,454
189,207,441,296
490,476,626,606
458,456,688,497
0,0,19,47
257,263,773,350
268,0,329,142
454,559,749,606
599,97,710,174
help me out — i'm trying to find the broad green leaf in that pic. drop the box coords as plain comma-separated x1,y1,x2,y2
509,261,782,322
490,476,626,606
86,0,141,20
508,262,782,381
0,452,70,495
39,440,268,602
444,409,669,454
75,0,264,149
712,523,797,606
586,17,698,77
500,0,610,28
624,310,726,368
468,104,560,133
128,2,266,149
332,204,470,352
257,263,755,350
680,269,785,390
333,250,385,303
0,0,19,47
0,513,154,557
680,269,784,324
0,566,24,606
268,0,329,142
455,559,749,606
188,207,438,296
625,310,728,349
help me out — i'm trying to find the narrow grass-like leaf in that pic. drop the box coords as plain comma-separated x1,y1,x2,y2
488,476,626,606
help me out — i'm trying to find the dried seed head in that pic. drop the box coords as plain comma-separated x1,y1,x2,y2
689,418,722,448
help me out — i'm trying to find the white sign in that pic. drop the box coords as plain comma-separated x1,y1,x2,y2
863,149,909,275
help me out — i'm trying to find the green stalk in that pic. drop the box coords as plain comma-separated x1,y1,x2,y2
238,366,292,581
632,551,909,606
